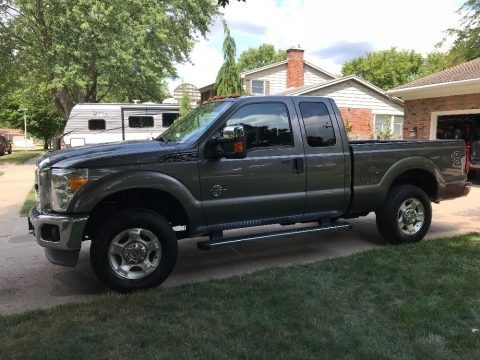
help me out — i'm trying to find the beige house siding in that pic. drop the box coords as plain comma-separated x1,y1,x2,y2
303,65,333,86
243,64,287,95
304,81,403,115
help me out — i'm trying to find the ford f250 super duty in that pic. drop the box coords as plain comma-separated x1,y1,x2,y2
28,96,471,292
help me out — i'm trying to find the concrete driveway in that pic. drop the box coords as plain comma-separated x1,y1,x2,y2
1,160,479,314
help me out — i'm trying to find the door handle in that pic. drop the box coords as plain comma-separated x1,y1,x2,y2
293,158,304,174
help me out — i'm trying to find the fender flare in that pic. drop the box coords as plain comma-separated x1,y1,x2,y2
68,170,204,231
350,156,443,213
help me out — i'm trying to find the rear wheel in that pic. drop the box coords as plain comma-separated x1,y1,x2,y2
90,208,178,292
376,185,432,245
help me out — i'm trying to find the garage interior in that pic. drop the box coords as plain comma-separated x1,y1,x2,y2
436,113,480,178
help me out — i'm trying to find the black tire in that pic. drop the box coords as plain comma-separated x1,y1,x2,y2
375,185,432,245
7,148,12,154
90,208,178,292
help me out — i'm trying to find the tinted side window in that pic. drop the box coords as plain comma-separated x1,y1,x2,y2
129,116,154,128
88,119,106,130
226,102,293,150
299,102,336,147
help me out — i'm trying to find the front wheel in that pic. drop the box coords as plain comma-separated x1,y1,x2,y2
375,185,432,245
90,208,178,292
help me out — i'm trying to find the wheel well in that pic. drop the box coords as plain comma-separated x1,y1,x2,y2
84,188,189,239
390,169,437,200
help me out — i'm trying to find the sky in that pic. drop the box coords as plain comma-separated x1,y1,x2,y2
167,0,465,95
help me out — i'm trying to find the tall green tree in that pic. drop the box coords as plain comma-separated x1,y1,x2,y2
179,90,192,117
342,48,424,90
215,20,242,96
237,43,286,72
0,0,217,120
417,52,453,78
446,0,480,63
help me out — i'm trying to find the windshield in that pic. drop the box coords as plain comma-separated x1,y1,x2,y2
157,101,233,143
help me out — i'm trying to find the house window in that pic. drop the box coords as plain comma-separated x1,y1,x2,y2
129,116,154,128
374,114,404,139
88,119,106,130
251,80,265,95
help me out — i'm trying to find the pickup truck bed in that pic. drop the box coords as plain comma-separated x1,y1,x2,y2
349,140,468,214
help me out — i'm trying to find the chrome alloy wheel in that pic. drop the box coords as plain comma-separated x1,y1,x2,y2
397,198,425,236
108,228,162,280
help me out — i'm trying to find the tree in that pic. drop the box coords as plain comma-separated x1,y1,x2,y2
342,48,424,90
446,0,480,63
0,0,217,120
214,20,242,96
180,90,192,117
417,52,454,78
0,90,64,149
237,43,286,72
217,0,245,7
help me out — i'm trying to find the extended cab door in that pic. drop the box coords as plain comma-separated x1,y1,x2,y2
292,98,350,218
199,99,306,228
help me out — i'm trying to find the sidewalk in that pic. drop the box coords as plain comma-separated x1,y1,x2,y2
0,158,37,238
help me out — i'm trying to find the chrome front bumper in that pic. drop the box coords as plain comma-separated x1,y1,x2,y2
28,205,89,266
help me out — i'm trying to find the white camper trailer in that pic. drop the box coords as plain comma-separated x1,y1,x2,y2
63,103,180,147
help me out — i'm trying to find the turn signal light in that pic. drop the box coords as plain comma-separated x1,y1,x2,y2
69,178,88,190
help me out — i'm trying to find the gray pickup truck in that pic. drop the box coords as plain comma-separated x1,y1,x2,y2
29,96,471,292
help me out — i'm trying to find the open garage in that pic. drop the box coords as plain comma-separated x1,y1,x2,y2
387,58,480,176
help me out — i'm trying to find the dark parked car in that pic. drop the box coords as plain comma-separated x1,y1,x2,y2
0,135,12,156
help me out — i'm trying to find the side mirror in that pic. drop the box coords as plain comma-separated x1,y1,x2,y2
207,125,247,159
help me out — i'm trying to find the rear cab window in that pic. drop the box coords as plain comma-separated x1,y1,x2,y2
299,102,336,147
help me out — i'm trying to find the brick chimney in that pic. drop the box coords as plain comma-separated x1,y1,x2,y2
286,46,304,88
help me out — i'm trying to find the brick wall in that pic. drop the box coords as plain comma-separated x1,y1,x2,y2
339,107,372,139
404,93,480,139
286,48,304,88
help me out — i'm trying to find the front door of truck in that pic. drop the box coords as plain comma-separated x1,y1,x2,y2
199,100,306,227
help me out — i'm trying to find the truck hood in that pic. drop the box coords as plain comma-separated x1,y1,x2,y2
37,140,187,170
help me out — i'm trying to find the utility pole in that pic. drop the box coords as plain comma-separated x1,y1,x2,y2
20,108,28,151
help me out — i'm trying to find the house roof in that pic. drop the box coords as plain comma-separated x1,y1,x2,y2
241,59,337,80
198,58,337,93
387,57,480,100
276,75,403,105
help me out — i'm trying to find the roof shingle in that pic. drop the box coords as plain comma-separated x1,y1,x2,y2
393,57,480,90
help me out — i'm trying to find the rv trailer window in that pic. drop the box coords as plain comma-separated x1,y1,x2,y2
162,113,179,127
129,116,154,128
88,119,106,130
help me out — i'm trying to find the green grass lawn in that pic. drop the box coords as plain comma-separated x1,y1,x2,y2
0,150,44,165
19,187,36,217
1,234,480,359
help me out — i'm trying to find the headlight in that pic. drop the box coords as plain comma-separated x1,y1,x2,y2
51,168,89,212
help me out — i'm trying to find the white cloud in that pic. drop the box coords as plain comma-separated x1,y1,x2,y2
167,0,462,94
